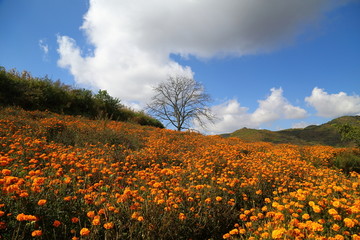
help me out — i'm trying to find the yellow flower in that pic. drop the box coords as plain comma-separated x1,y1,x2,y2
261,232,270,238
302,213,310,220
328,208,338,215
271,228,286,239
215,196,222,202
308,221,323,232
334,234,345,240
312,205,321,213
80,228,90,236
352,234,360,240
333,201,341,208
344,218,355,228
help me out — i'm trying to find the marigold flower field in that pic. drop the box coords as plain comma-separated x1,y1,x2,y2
0,107,359,239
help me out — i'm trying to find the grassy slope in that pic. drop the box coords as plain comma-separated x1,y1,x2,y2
223,116,360,147
1,107,360,239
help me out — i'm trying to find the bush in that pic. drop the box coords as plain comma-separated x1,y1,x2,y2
0,66,164,128
331,149,360,174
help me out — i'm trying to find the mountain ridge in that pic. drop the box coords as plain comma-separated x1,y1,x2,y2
221,116,360,147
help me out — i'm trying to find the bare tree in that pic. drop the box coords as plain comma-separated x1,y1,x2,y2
147,75,214,131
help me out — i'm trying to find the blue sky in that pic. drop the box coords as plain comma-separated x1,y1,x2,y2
1,0,359,134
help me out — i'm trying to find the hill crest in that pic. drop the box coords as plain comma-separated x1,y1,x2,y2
221,115,360,147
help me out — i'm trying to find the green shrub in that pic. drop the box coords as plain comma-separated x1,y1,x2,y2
0,66,164,128
331,149,360,174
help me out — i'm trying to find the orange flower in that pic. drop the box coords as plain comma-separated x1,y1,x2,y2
215,196,222,202
272,228,286,239
92,217,101,225
223,233,231,239
332,224,340,231
71,217,79,223
80,228,90,236
87,211,95,218
37,199,47,206
131,212,139,219
332,201,341,208
178,213,186,221
63,196,72,201
312,205,321,213
16,213,37,221
103,222,114,229
328,208,338,215
1,169,11,176
98,209,105,215
352,234,360,240
53,220,61,227
334,235,345,240
31,230,42,237
344,218,355,228
19,192,29,198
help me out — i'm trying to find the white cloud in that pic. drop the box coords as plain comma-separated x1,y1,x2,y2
57,0,345,105
292,121,312,129
251,88,308,124
305,87,360,117
196,88,307,134
39,39,49,60
202,99,254,134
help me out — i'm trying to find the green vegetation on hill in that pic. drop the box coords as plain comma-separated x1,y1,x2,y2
222,116,360,147
0,66,164,128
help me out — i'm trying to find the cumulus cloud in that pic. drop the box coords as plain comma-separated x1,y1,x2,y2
196,88,307,134
201,99,254,134
305,87,360,117
251,88,308,124
57,0,344,105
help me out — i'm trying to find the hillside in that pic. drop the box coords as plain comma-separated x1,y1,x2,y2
0,107,359,239
0,66,164,128
222,116,360,147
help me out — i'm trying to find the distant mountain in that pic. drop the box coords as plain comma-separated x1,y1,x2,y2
221,116,360,147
